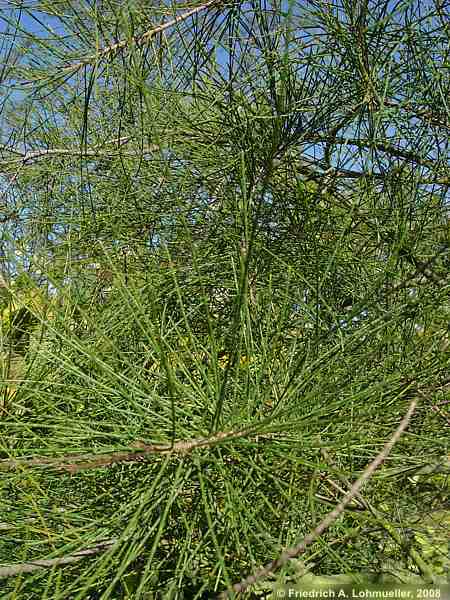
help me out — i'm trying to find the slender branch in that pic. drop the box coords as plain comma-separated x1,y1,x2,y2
0,539,116,578
1,135,448,189
0,139,159,170
320,446,436,583
0,426,261,474
311,135,447,173
382,99,449,131
57,0,224,77
219,399,417,598
289,155,449,186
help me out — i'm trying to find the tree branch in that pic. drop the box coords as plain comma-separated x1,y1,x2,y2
56,0,225,77
219,399,417,598
0,539,116,578
0,426,263,474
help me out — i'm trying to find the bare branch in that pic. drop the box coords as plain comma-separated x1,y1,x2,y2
219,399,417,598
0,138,159,171
312,135,448,173
0,426,261,474
0,539,116,579
57,0,225,78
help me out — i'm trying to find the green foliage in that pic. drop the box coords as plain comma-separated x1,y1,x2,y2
0,0,449,597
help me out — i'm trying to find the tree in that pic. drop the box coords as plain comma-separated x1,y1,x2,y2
0,1,449,596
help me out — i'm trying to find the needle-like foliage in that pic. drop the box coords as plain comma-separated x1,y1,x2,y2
0,1,449,597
